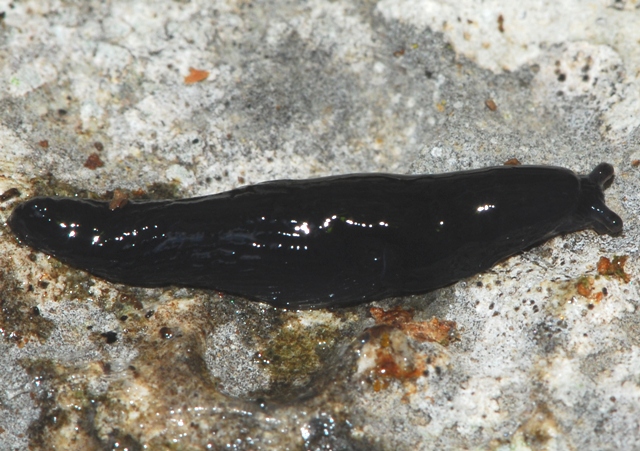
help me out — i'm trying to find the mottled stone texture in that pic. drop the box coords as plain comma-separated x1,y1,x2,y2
0,0,639,450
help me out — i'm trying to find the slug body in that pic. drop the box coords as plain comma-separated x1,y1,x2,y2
8,164,622,309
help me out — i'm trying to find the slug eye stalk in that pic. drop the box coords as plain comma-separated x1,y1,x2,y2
574,163,622,236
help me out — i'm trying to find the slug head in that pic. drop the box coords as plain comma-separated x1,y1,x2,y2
574,163,622,236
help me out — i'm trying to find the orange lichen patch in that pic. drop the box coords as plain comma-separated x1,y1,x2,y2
503,158,521,166
360,309,454,393
184,67,210,84
597,257,610,274
372,353,425,392
38,140,49,148
485,99,498,111
393,48,405,57
374,342,424,380
403,318,457,345
574,276,604,302
370,306,414,326
370,306,457,345
363,327,429,393
83,153,104,169
597,256,631,283
575,276,594,298
632,160,640,168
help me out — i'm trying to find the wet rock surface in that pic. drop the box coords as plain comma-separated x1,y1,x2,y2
1,1,639,449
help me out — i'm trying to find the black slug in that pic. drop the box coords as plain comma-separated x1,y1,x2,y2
8,163,622,309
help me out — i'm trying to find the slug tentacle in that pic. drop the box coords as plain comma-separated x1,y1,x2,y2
588,162,615,189
573,163,622,236
8,164,623,309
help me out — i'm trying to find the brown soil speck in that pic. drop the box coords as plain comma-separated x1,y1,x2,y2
84,153,104,170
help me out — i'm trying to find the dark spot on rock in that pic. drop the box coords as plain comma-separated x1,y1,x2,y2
101,331,117,344
497,14,504,33
0,187,20,202
159,327,174,339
